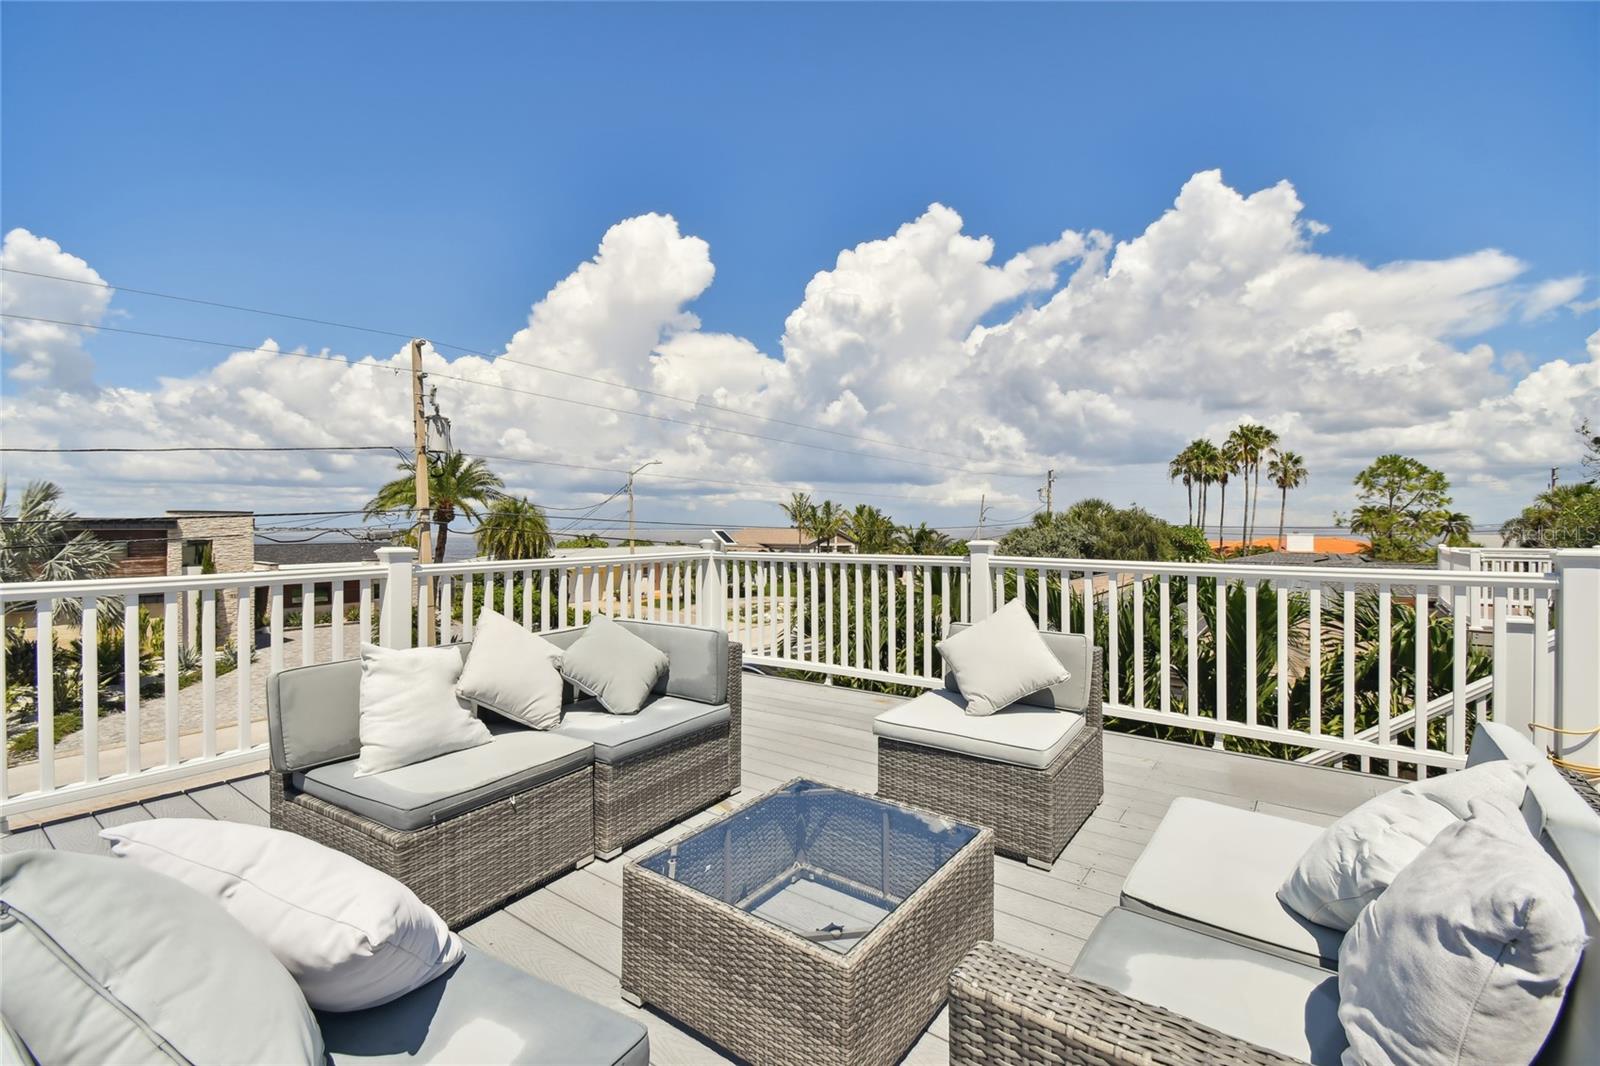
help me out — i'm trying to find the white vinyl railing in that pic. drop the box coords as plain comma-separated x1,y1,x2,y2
1437,546,1558,629
984,552,1559,775
3,541,1595,819
0,563,385,819
722,551,971,687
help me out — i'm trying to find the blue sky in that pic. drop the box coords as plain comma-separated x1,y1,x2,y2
2,2,1597,529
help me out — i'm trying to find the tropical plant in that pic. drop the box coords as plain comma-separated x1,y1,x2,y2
1438,511,1475,547
1350,454,1454,563
1169,444,1198,527
846,504,898,554
365,451,504,562
999,499,1206,562
779,492,816,548
1238,424,1279,544
0,481,118,618
476,495,552,560
898,522,954,555
556,534,608,549
810,500,848,552
1213,437,1243,549
1501,483,1600,548
1188,439,1221,530
1266,450,1308,548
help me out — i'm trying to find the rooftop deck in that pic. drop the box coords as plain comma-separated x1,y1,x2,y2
1,673,1392,1064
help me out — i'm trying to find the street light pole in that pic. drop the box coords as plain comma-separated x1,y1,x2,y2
627,460,661,554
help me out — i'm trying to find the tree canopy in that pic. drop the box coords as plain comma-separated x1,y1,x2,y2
1350,454,1457,562
998,499,1212,561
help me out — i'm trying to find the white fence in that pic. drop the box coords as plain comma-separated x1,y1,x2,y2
3,541,1596,819
1437,546,1558,629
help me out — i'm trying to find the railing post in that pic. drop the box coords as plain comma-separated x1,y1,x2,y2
1553,548,1600,767
698,539,727,632
375,546,418,650
1498,617,1537,738
968,540,997,621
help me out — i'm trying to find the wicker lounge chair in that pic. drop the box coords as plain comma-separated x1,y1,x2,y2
874,631,1103,867
543,622,743,857
947,721,1600,1065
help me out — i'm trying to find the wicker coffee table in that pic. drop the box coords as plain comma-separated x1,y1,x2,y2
621,779,995,1066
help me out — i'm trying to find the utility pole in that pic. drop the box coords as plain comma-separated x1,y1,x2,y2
976,494,990,538
410,339,434,641
1551,467,1559,491
626,460,660,554
1039,469,1055,516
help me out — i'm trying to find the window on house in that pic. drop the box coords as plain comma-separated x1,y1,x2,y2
182,539,215,573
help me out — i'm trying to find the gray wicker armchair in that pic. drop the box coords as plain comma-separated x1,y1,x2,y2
949,940,1301,1066
876,640,1104,867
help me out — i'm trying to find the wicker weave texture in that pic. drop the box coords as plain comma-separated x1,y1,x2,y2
948,940,1301,1066
590,641,744,854
878,649,1104,866
1556,764,1600,816
621,792,995,1066
269,764,594,928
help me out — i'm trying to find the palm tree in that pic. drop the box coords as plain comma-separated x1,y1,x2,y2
1439,511,1475,547
1169,444,1197,527
899,522,952,555
1241,424,1279,545
1267,450,1308,548
1213,440,1242,551
846,504,898,554
779,491,815,549
475,496,552,560
1188,439,1221,531
365,451,504,563
809,500,847,552
0,481,119,620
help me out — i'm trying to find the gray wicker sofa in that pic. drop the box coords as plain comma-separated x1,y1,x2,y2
267,621,742,926
947,722,1599,1065
874,630,1103,867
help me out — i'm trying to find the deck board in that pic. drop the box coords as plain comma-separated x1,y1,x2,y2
0,672,1387,1064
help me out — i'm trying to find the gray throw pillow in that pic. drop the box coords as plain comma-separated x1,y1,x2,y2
0,849,322,1064
561,614,670,715
1338,794,1584,1066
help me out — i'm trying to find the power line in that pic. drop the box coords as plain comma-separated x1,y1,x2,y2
3,266,1018,467
0,312,1037,480
0,266,416,344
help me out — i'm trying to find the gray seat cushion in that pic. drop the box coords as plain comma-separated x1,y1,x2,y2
871,688,1084,770
1072,907,1346,1065
552,696,729,764
319,945,648,1066
295,725,593,832
1121,797,1345,969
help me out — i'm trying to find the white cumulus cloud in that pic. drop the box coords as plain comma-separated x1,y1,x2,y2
1,228,113,392
2,173,1596,532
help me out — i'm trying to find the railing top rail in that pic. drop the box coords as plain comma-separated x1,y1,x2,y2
0,564,386,600
415,551,709,576
724,550,970,566
986,555,1562,589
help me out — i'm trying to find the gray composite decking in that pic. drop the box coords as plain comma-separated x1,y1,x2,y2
1,674,1390,1065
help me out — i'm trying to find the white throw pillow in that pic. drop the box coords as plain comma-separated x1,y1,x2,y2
457,609,565,730
1338,794,1584,1066
1279,760,1531,930
356,643,491,776
560,615,669,715
935,599,1071,717
101,819,464,1012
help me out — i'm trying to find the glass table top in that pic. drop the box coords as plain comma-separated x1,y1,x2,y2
637,780,980,953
